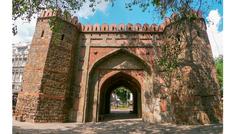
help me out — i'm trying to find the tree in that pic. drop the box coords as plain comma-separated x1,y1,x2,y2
13,0,112,35
12,0,222,35
113,87,131,104
215,55,223,96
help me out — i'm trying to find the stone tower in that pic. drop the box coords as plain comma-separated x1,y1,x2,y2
15,9,79,122
15,9,222,124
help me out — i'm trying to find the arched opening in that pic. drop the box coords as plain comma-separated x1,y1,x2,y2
84,49,152,122
99,72,142,121
110,87,133,113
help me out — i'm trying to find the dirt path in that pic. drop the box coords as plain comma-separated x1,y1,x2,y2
13,118,223,134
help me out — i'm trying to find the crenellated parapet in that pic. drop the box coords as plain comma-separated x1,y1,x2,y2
80,10,203,33
39,8,81,28
81,23,164,32
38,8,204,33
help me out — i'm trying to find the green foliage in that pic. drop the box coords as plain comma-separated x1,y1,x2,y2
12,0,113,35
215,55,223,89
113,87,131,103
125,0,222,19
48,11,70,36
157,42,180,72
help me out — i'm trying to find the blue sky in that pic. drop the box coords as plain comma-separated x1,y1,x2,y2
13,0,223,57
79,0,163,25
79,0,223,32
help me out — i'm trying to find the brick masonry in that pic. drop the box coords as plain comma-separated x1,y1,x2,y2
15,9,222,124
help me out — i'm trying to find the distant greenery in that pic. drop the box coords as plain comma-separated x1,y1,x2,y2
113,87,131,103
112,105,129,110
215,55,223,96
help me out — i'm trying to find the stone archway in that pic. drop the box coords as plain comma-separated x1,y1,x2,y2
99,72,142,121
84,49,152,122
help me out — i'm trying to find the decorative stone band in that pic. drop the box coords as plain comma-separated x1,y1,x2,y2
38,8,203,33
18,91,65,100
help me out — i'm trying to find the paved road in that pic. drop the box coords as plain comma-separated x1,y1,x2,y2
13,118,223,134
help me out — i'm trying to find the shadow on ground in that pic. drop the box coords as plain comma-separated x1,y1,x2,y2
13,119,223,134
102,110,138,121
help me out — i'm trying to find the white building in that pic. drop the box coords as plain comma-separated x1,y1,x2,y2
12,42,31,94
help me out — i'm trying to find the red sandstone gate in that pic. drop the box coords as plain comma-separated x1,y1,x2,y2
15,9,222,124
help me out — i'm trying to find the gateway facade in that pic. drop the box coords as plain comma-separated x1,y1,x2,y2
15,9,222,124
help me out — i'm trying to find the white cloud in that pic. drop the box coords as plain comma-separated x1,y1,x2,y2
12,17,37,44
13,0,109,43
75,0,109,19
206,9,223,58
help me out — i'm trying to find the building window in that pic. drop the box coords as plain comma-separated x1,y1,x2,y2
41,30,44,37
176,34,181,41
197,31,201,37
61,34,64,40
19,75,22,82
43,11,46,16
12,72,14,80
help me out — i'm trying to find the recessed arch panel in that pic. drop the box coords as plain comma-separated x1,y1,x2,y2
85,49,152,122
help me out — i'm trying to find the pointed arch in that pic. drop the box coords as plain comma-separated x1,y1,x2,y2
85,48,152,122
99,71,142,120
89,48,152,75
